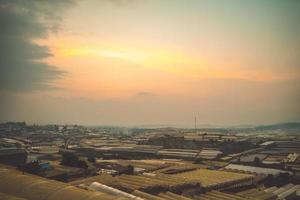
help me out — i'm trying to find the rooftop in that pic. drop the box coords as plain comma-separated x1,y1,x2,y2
171,168,254,188
0,165,127,200
224,164,292,175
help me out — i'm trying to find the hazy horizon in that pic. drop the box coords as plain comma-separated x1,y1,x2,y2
1,120,300,129
1,0,300,127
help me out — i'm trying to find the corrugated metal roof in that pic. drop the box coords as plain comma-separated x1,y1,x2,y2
264,186,278,193
273,184,294,195
0,148,27,156
224,164,292,175
277,185,300,199
259,141,275,146
0,166,128,200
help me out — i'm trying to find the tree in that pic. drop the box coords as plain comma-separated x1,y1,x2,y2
254,156,261,166
88,156,96,163
62,132,70,149
77,160,88,169
118,165,135,175
61,152,88,169
264,173,290,187
125,165,134,175
19,160,41,174
194,157,203,164
61,152,79,166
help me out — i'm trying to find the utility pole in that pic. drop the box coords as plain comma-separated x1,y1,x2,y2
194,116,197,133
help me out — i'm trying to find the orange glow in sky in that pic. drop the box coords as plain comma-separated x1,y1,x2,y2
3,0,298,126
37,35,295,101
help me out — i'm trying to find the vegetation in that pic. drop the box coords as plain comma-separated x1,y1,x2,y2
18,160,41,174
264,173,290,187
194,157,203,164
253,156,262,167
61,152,88,169
88,156,96,163
118,165,134,175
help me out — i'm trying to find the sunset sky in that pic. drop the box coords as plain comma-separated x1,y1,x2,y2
0,0,300,127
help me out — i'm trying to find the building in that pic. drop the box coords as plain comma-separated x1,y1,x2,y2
224,164,292,176
197,149,223,160
0,165,127,200
157,149,199,160
0,148,27,166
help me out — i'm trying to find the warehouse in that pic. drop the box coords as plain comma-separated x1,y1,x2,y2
157,149,199,160
224,164,292,176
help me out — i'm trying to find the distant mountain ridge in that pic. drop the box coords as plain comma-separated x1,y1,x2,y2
254,122,300,131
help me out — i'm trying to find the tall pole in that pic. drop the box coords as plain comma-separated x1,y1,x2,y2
194,116,197,133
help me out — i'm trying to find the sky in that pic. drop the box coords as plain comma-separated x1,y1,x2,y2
0,0,299,127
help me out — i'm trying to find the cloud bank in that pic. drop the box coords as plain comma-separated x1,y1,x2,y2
0,0,74,91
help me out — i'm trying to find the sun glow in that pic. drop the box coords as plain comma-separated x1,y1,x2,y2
55,43,213,77
39,35,291,83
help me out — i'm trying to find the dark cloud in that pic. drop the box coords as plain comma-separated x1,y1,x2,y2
0,0,74,91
